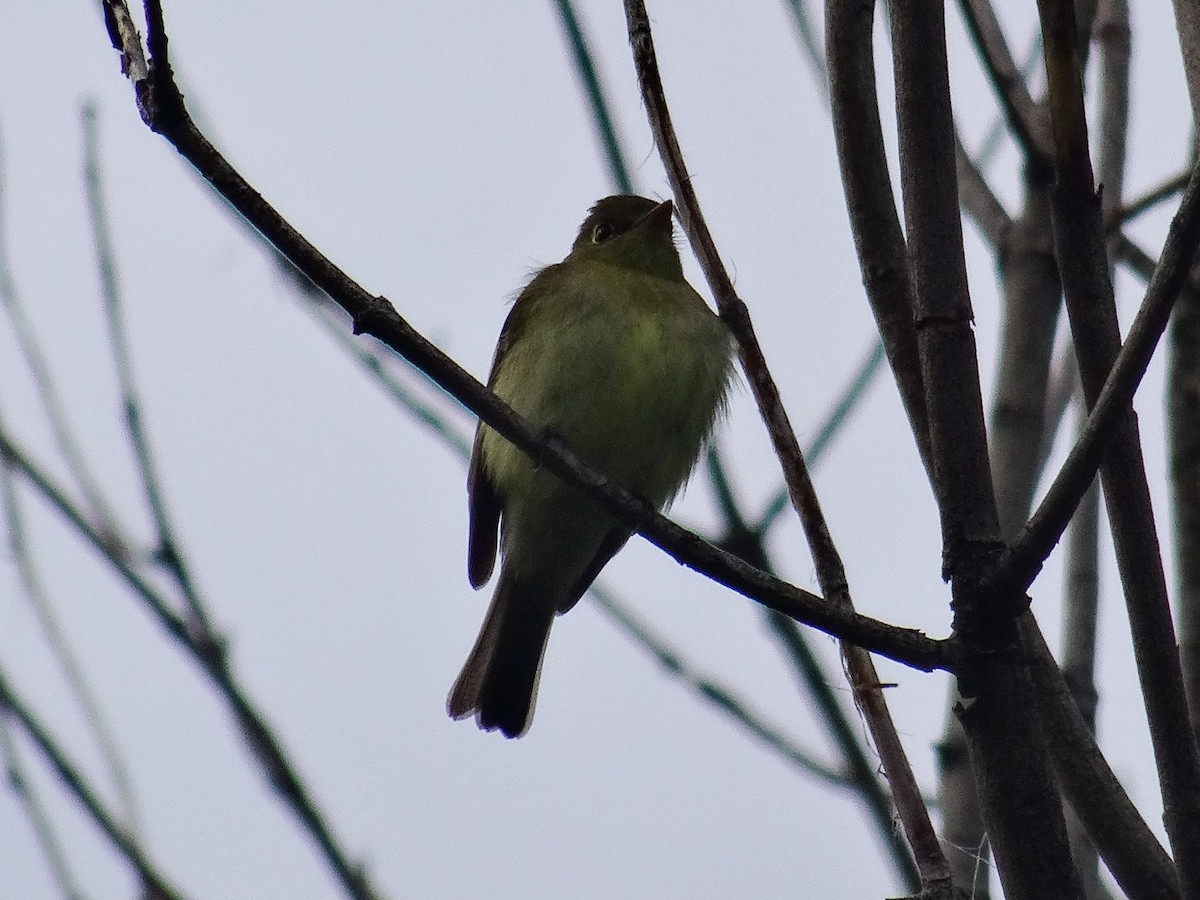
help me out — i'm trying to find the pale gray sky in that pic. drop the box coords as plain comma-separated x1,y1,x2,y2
0,3,1190,897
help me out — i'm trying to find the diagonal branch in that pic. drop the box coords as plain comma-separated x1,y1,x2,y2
0,717,87,900
1120,171,1193,226
0,121,124,547
957,0,1052,171
82,100,216,639
96,0,953,671
623,1,942,893
0,426,384,900
0,667,184,900
588,584,850,787
1000,113,1200,598
552,0,635,194
0,444,142,838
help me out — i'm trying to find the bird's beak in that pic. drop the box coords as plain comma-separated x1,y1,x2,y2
639,199,676,230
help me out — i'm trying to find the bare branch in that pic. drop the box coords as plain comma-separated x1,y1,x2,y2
0,449,142,838
890,1,1086,895
588,585,848,787
1034,0,1200,891
782,0,828,97
755,340,887,536
957,0,1052,171
1001,158,1200,592
760,611,922,884
826,1,933,480
623,0,845,601
552,0,635,194
1063,1,1131,890
1120,171,1193,226
1023,619,1182,898
0,425,384,900
0,718,87,900
1172,0,1200,128
989,187,1064,538
955,133,1013,247
623,2,945,892
1171,252,1200,747
0,121,123,545
81,100,216,639
0,667,183,900
95,0,953,673
1062,469,1104,896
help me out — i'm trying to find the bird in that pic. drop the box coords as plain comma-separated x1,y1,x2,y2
447,195,734,737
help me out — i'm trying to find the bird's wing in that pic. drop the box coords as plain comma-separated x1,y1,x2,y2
466,425,501,589
465,272,551,588
559,527,632,613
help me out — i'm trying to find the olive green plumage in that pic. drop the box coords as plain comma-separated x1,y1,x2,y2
448,195,734,737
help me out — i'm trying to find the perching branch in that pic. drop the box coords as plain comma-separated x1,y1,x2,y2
98,0,954,672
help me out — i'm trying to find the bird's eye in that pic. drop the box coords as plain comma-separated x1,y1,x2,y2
592,222,614,243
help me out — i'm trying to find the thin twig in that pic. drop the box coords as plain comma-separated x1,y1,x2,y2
0,425,383,900
0,447,142,839
305,300,474,457
0,668,183,900
81,99,216,639
0,121,122,545
588,585,848,787
0,718,88,900
756,339,887,536
0,119,142,838
957,0,1051,171
975,30,1045,168
781,0,829,98
955,132,1013,247
1119,170,1192,226
623,0,847,600
707,443,922,887
553,0,634,194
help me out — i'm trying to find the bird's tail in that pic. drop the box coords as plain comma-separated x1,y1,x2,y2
447,570,555,738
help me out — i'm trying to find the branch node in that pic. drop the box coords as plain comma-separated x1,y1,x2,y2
351,296,395,336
